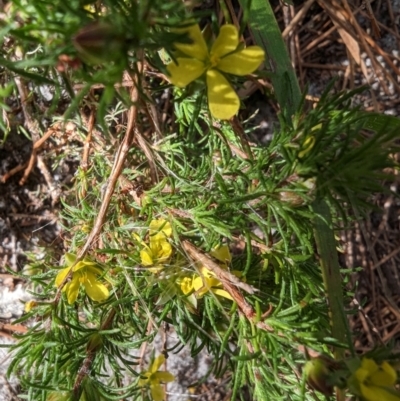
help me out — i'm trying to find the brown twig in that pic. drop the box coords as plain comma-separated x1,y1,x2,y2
182,240,256,295
282,0,316,39
0,162,28,183
53,70,140,303
363,0,381,38
182,240,274,332
0,322,28,334
77,76,139,258
14,76,41,186
73,308,116,397
81,107,95,173
1,123,66,183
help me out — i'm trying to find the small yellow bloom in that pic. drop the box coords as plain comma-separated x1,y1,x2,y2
139,355,175,401
140,240,172,266
351,358,400,401
139,219,173,271
167,24,264,120
179,245,237,300
187,266,233,300
55,253,109,304
210,244,232,264
149,219,172,241
24,300,38,313
298,135,316,159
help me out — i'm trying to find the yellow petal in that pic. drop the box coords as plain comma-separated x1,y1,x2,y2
173,25,208,60
86,265,104,276
72,260,88,272
298,136,316,159
144,239,172,266
355,367,370,383
55,267,72,287
360,384,400,401
141,247,155,266
24,300,37,313
361,358,379,374
150,383,164,401
210,25,239,58
65,276,80,304
210,245,231,264
73,257,99,272
157,240,172,262
180,277,194,295
381,362,397,384
217,46,265,76
167,58,206,88
207,276,223,289
206,69,239,120
153,371,175,382
192,276,209,298
198,266,214,278
212,288,234,300
82,256,98,266
150,219,172,238
83,271,109,302
65,253,77,266
370,362,397,386
152,355,165,373
192,276,206,292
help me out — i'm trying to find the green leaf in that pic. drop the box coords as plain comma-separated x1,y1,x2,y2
239,0,301,120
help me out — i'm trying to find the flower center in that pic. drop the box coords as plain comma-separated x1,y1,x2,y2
209,53,220,69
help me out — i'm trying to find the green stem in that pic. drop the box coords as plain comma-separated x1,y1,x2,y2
312,199,348,360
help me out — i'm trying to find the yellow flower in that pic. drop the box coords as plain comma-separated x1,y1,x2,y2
179,245,237,300
55,253,109,304
352,358,400,401
181,265,233,300
24,300,38,313
149,219,172,241
167,24,264,120
139,219,172,270
139,355,175,401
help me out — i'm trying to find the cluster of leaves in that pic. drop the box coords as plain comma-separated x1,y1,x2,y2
12,89,400,401
2,1,400,401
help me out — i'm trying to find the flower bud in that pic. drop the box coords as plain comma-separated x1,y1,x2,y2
73,21,125,65
24,300,38,313
304,357,334,396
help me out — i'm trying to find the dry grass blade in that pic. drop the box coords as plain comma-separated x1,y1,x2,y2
317,0,367,76
363,0,381,38
182,240,275,333
76,76,139,259
182,240,257,295
282,0,400,111
282,0,316,40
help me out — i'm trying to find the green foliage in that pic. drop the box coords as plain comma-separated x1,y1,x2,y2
2,1,400,401
0,82,13,142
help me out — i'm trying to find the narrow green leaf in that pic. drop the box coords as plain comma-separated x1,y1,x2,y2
239,0,302,119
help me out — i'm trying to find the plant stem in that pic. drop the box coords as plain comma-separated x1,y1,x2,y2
312,199,348,360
